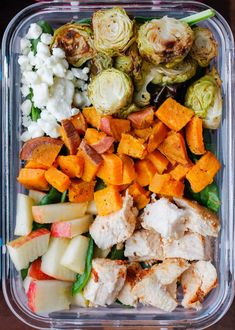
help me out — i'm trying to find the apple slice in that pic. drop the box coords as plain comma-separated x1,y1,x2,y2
60,235,89,274
20,137,63,167
29,190,46,205
51,215,93,238
32,202,88,223
87,200,97,215
29,258,54,280
7,228,50,271
41,237,76,281
71,292,88,307
23,276,32,293
14,193,34,236
27,280,72,313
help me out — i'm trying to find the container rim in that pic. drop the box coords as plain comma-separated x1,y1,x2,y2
1,1,234,329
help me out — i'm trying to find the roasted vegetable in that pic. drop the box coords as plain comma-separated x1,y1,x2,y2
45,166,71,193
51,23,95,67
137,17,194,67
118,134,146,159
69,180,95,203
92,7,135,56
128,106,154,129
149,173,184,197
61,119,81,155
88,68,134,116
190,27,217,67
20,137,63,168
97,154,123,185
169,164,192,181
119,154,136,184
94,186,123,216
186,151,221,193
17,168,49,191
90,52,113,77
128,182,150,209
135,159,156,186
156,97,194,131
57,155,84,178
186,116,206,155
82,107,101,129
185,68,222,129
72,236,94,295
146,150,169,174
147,121,169,153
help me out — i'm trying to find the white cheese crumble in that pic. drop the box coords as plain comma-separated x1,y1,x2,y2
19,23,91,141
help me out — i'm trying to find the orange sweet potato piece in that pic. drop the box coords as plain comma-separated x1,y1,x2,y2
92,136,115,154
68,179,95,203
17,168,49,191
147,121,169,153
186,151,221,193
70,112,87,134
84,128,106,145
158,132,191,165
77,150,101,182
94,186,123,216
128,182,150,209
149,173,184,197
20,137,63,167
146,150,169,174
135,159,156,186
134,127,153,141
25,160,49,170
45,166,71,193
128,106,155,129
79,140,103,166
119,154,136,184
83,107,101,129
169,164,192,181
61,119,81,155
156,97,194,131
57,155,84,178
110,119,131,141
117,134,146,159
186,116,206,155
97,154,123,185
100,116,113,135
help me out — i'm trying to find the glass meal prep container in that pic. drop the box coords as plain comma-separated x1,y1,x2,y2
1,0,234,329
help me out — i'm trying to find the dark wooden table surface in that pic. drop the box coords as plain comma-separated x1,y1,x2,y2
0,0,234,329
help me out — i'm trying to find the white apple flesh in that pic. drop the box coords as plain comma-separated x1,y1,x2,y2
51,215,93,238
29,190,46,205
14,193,34,236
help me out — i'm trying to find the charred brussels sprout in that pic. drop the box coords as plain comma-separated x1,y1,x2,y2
90,53,113,76
115,55,133,74
190,27,218,67
51,23,95,67
88,68,134,115
185,68,222,129
137,16,194,67
115,43,142,80
92,7,135,56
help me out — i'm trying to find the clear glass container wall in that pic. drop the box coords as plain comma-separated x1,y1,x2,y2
1,1,234,329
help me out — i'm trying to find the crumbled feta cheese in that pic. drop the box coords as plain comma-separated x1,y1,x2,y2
52,63,67,78
32,83,49,108
23,71,40,85
22,115,32,128
52,47,65,59
37,117,61,138
21,130,32,142
21,99,32,116
21,85,30,97
73,92,84,107
28,51,38,66
27,121,44,138
18,55,32,71
37,67,54,86
40,33,53,45
71,68,89,81
26,23,42,40
65,70,74,80
20,38,31,55
36,42,51,60
71,107,80,116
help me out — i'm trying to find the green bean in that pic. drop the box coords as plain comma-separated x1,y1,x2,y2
39,187,62,205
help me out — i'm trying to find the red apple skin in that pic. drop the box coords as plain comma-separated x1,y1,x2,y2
100,117,112,136
29,259,54,280
27,281,37,312
8,228,50,248
51,222,72,238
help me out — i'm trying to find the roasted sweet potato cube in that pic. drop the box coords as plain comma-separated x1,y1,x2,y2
185,116,205,155
17,168,49,191
118,134,146,159
70,112,87,134
45,166,71,193
134,127,153,141
69,179,95,203
128,106,155,129
84,128,106,145
147,121,169,153
20,137,63,167
119,154,136,185
155,97,194,131
77,150,101,182
135,159,156,186
25,160,49,170
57,155,84,178
149,173,184,197
128,182,150,209
110,119,131,141
94,186,123,216
61,119,81,155
146,150,169,174
97,154,123,185
169,164,192,181
82,107,101,129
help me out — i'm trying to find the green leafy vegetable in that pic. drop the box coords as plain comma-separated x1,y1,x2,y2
21,266,30,280
108,245,126,260
180,9,215,25
72,237,94,295
185,181,221,213
39,187,62,205
77,18,92,24
116,299,133,308
140,262,152,269
27,88,41,121
95,178,106,191
60,190,67,203
32,222,51,231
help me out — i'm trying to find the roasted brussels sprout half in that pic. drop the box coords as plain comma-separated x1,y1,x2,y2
190,27,218,67
137,16,194,67
185,68,222,129
92,7,135,56
90,53,113,76
51,23,95,67
134,57,197,107
88,68,134,115
117,103,140,118
115,43,142,80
